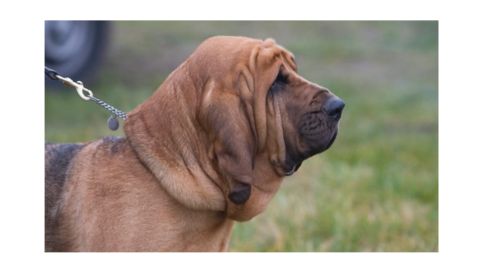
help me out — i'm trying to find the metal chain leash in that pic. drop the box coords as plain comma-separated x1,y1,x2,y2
89,96,128,120
45,66,127,130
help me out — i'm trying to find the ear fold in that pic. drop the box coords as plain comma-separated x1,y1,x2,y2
201,90,255,205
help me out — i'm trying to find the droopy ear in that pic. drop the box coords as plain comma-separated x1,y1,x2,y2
200,88,255,205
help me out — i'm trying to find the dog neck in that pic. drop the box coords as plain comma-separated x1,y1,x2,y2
124,73,228,213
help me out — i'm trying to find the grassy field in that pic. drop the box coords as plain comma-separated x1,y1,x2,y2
45,21,438,251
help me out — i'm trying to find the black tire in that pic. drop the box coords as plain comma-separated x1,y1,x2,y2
45,21,109,88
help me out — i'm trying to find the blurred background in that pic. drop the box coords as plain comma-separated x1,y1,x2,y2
45,21,438,251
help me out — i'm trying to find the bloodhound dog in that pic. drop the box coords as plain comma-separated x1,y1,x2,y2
45,36,344,252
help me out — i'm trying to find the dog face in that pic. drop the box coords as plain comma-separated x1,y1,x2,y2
193,37,344,220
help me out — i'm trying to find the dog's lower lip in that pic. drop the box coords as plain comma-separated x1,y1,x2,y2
325,131,338,149
284,167,295,176
281,163,297,176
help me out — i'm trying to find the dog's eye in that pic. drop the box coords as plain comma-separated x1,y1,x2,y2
270,71,288,93
275,71,288,84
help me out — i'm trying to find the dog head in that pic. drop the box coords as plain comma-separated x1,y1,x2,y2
192,36,344,220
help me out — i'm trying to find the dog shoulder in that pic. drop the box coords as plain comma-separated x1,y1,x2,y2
45,143,84,251
45,143,84,189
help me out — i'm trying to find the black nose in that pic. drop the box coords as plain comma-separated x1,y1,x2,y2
324,97,345,120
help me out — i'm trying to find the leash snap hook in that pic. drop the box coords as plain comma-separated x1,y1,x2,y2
75,81,94,101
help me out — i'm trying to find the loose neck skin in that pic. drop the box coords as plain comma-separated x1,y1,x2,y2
124,63,228,212
120,138,236,251
62,137,235,252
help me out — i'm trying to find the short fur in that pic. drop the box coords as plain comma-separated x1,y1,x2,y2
45,36,342,251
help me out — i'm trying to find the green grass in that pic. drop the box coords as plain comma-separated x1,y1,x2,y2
45,21,438,251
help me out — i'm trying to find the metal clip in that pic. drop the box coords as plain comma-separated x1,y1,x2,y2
56,75,93,101
74,81,94,101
